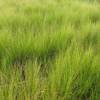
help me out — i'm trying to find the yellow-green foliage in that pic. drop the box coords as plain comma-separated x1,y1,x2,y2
0,0,100,100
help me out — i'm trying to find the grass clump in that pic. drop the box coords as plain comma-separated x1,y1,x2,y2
0,0,100,100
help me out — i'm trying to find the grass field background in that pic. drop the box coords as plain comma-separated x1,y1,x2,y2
0,0,100,100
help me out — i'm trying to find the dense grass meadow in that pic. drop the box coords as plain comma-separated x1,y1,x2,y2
0,0,100,100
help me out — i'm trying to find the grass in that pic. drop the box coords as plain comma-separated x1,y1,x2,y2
0,0,100,100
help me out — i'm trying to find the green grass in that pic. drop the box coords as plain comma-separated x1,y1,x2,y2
0,0,100,100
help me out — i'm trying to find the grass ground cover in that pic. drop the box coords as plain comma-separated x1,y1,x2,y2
0,0,100,100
